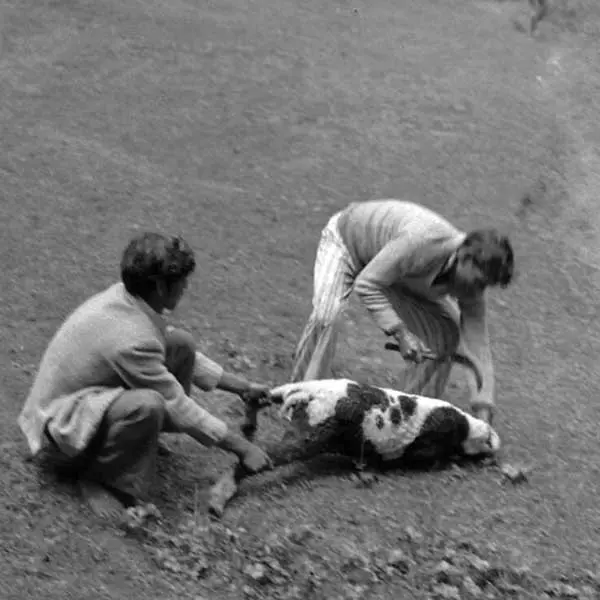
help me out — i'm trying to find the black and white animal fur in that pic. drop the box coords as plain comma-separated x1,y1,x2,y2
207,379,501,518
268,379,500,468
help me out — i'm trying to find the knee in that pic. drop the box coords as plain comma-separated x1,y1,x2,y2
166,327,196,356
122,389,165,431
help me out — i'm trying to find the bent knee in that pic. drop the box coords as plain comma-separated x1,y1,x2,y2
165,327,197,355
117,389,165,428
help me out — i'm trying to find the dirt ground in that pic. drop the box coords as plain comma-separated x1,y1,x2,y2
2,0,600,598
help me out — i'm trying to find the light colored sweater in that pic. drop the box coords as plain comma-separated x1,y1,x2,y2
18,282,228,457
336,199,495,408
337,200,466,332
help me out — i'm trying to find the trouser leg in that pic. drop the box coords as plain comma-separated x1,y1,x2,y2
387,288,460,398
80,389,165,504
291,223,356,382
164,328,196,394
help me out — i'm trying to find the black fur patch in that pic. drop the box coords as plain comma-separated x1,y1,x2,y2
389,406,402,426
290,398,311,430
330,430,383,466
375,414,385,429
401,406,470,465
269,418,341,465
398,394,417,418
296,416,341,451
335,382,390,425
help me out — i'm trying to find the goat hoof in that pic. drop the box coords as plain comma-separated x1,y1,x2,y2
351,471,379,487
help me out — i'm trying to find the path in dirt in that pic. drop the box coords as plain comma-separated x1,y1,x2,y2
536,42,600,280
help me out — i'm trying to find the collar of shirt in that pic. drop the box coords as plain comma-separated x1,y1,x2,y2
432,251,457,286
117,282,168,338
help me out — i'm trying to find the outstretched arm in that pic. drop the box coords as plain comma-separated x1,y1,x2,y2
112,341,271,471
193,351,270,403
457,291,495,417
111,341,229,446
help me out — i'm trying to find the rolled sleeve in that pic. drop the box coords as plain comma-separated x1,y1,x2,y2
193,351,224,391
109,340,228,446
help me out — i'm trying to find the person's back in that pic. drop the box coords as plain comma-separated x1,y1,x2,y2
337,200,463,270
23,284,143,421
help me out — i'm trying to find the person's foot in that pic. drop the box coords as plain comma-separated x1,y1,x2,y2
78,479,125,521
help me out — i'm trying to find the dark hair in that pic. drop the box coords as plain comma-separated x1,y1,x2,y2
460,228,514,287
120,232,196,300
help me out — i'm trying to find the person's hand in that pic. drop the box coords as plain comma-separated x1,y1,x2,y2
239,382,271,407
393,329,436,364
240,443,273,474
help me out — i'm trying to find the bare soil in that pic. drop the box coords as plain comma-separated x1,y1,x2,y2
2,0,600,598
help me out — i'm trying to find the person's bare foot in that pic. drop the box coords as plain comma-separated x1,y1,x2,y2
78,479,125,521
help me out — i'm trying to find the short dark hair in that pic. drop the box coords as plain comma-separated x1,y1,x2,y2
120,232,196,300
460,228,514,287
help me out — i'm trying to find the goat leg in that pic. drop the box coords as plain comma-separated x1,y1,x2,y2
208,400,260,519
208,418,337,517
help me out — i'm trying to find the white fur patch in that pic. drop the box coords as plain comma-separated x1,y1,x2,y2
463,413,501,455
273,379,353,427
362,390,452,460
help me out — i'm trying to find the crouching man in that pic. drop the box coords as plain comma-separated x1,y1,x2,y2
18,232,272,520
